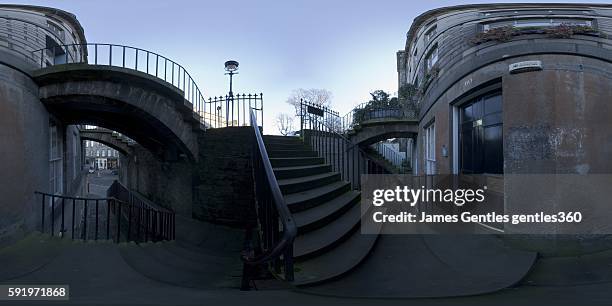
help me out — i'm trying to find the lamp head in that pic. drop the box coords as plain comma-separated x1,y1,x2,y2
224,60,239,72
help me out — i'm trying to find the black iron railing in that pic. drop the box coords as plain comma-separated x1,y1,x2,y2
341,101,418,132
31,43,264,129
370,142,410,173
300,100,388,190
204,94,263,128
242,108,297,287
107,181,175,242
35,182,174,242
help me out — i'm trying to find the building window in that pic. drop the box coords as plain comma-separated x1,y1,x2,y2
460,91,503,174
72,132,78,179
424,25,437,43
49,121,63,195
424,122,436,175
425,45,438,71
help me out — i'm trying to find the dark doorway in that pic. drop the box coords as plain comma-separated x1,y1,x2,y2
460,91,503,174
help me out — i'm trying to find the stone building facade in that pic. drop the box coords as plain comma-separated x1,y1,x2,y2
397,3,612,239
0,5,87,244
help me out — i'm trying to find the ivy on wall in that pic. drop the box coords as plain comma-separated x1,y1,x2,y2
469,24,605,45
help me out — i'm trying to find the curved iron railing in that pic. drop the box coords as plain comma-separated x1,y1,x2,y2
31,43,264,129
341,101,418,132
242,108,297,285
32,43,207,122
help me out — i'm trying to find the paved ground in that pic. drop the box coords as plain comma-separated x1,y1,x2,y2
3,171,612,305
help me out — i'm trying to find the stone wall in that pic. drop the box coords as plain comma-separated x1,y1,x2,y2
123,144,193,216
121,126,256,228
193,127,256,227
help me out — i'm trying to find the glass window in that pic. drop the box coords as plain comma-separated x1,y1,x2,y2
425,25,437,43
425,46,439,71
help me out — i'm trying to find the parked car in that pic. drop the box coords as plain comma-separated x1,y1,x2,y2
88,168,95,173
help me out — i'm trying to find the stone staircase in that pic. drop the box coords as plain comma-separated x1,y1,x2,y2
263,135,381,286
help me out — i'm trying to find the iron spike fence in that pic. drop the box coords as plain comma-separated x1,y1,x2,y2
242,109,297,289
299,99,388,190
35,181,174,243
31,43,264,130
203,93,263,128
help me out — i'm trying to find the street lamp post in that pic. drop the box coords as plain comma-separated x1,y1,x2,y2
224,60,239,126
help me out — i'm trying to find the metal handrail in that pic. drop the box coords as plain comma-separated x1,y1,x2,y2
300,100,389,189
243,108,297,282
35,188,174,242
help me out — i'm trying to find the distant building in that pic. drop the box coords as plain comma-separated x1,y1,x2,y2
84,140,120,170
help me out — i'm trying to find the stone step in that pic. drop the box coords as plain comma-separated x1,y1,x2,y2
278,172,340,194
273,164,332,180
270,157,324,168
294,191,360,234
265,142,309,151
286,181,352,212
263,135,302,143
297,235,536,298
293,202,361,260
293,220,380,286
268,150,318,158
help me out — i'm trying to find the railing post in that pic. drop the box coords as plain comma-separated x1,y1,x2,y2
83,199,88,240
61,198,65,236
107,199,111,240
71,198,76,240
51,196,55,236
95,199,99,241
41,194,45,233
116,201,122,243
284,247,294,281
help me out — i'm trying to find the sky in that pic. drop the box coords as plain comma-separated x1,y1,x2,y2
10,0,610,134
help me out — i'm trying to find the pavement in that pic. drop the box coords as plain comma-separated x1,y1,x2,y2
2,171,612,305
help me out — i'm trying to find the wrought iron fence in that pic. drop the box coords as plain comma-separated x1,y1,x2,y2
35,181,174,243
300,100,388,190
31,43,264,129
242,108,296,288
203,93,263,128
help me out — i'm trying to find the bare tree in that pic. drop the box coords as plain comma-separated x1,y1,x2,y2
275,113,295,136
286,88,333,115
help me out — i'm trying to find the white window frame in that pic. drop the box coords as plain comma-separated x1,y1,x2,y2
425,45,439,71
49,122,63,195
424,122,436,175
